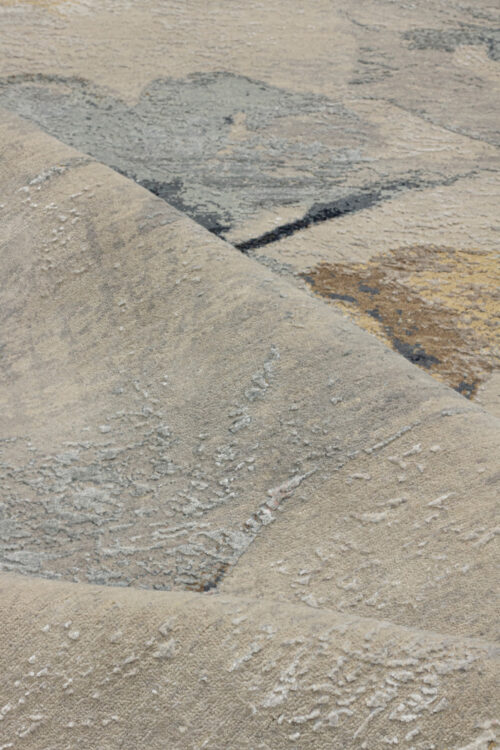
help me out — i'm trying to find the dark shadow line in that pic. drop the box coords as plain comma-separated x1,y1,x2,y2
234,172,474,253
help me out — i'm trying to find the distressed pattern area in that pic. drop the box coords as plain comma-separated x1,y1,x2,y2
0,347,307,592
0,111,498,644
0,575,498,750
0,0,499,746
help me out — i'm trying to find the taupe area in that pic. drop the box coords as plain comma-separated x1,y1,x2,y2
0,574,498,750
0,0,498,399
0,110,499,748
0,0,499,747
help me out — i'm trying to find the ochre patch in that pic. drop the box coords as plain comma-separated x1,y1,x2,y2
301,246,499,398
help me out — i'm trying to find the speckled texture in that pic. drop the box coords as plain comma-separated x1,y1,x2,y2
0,574,498,749
0,109,499,748
0,0,498,398
0,1,499,747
